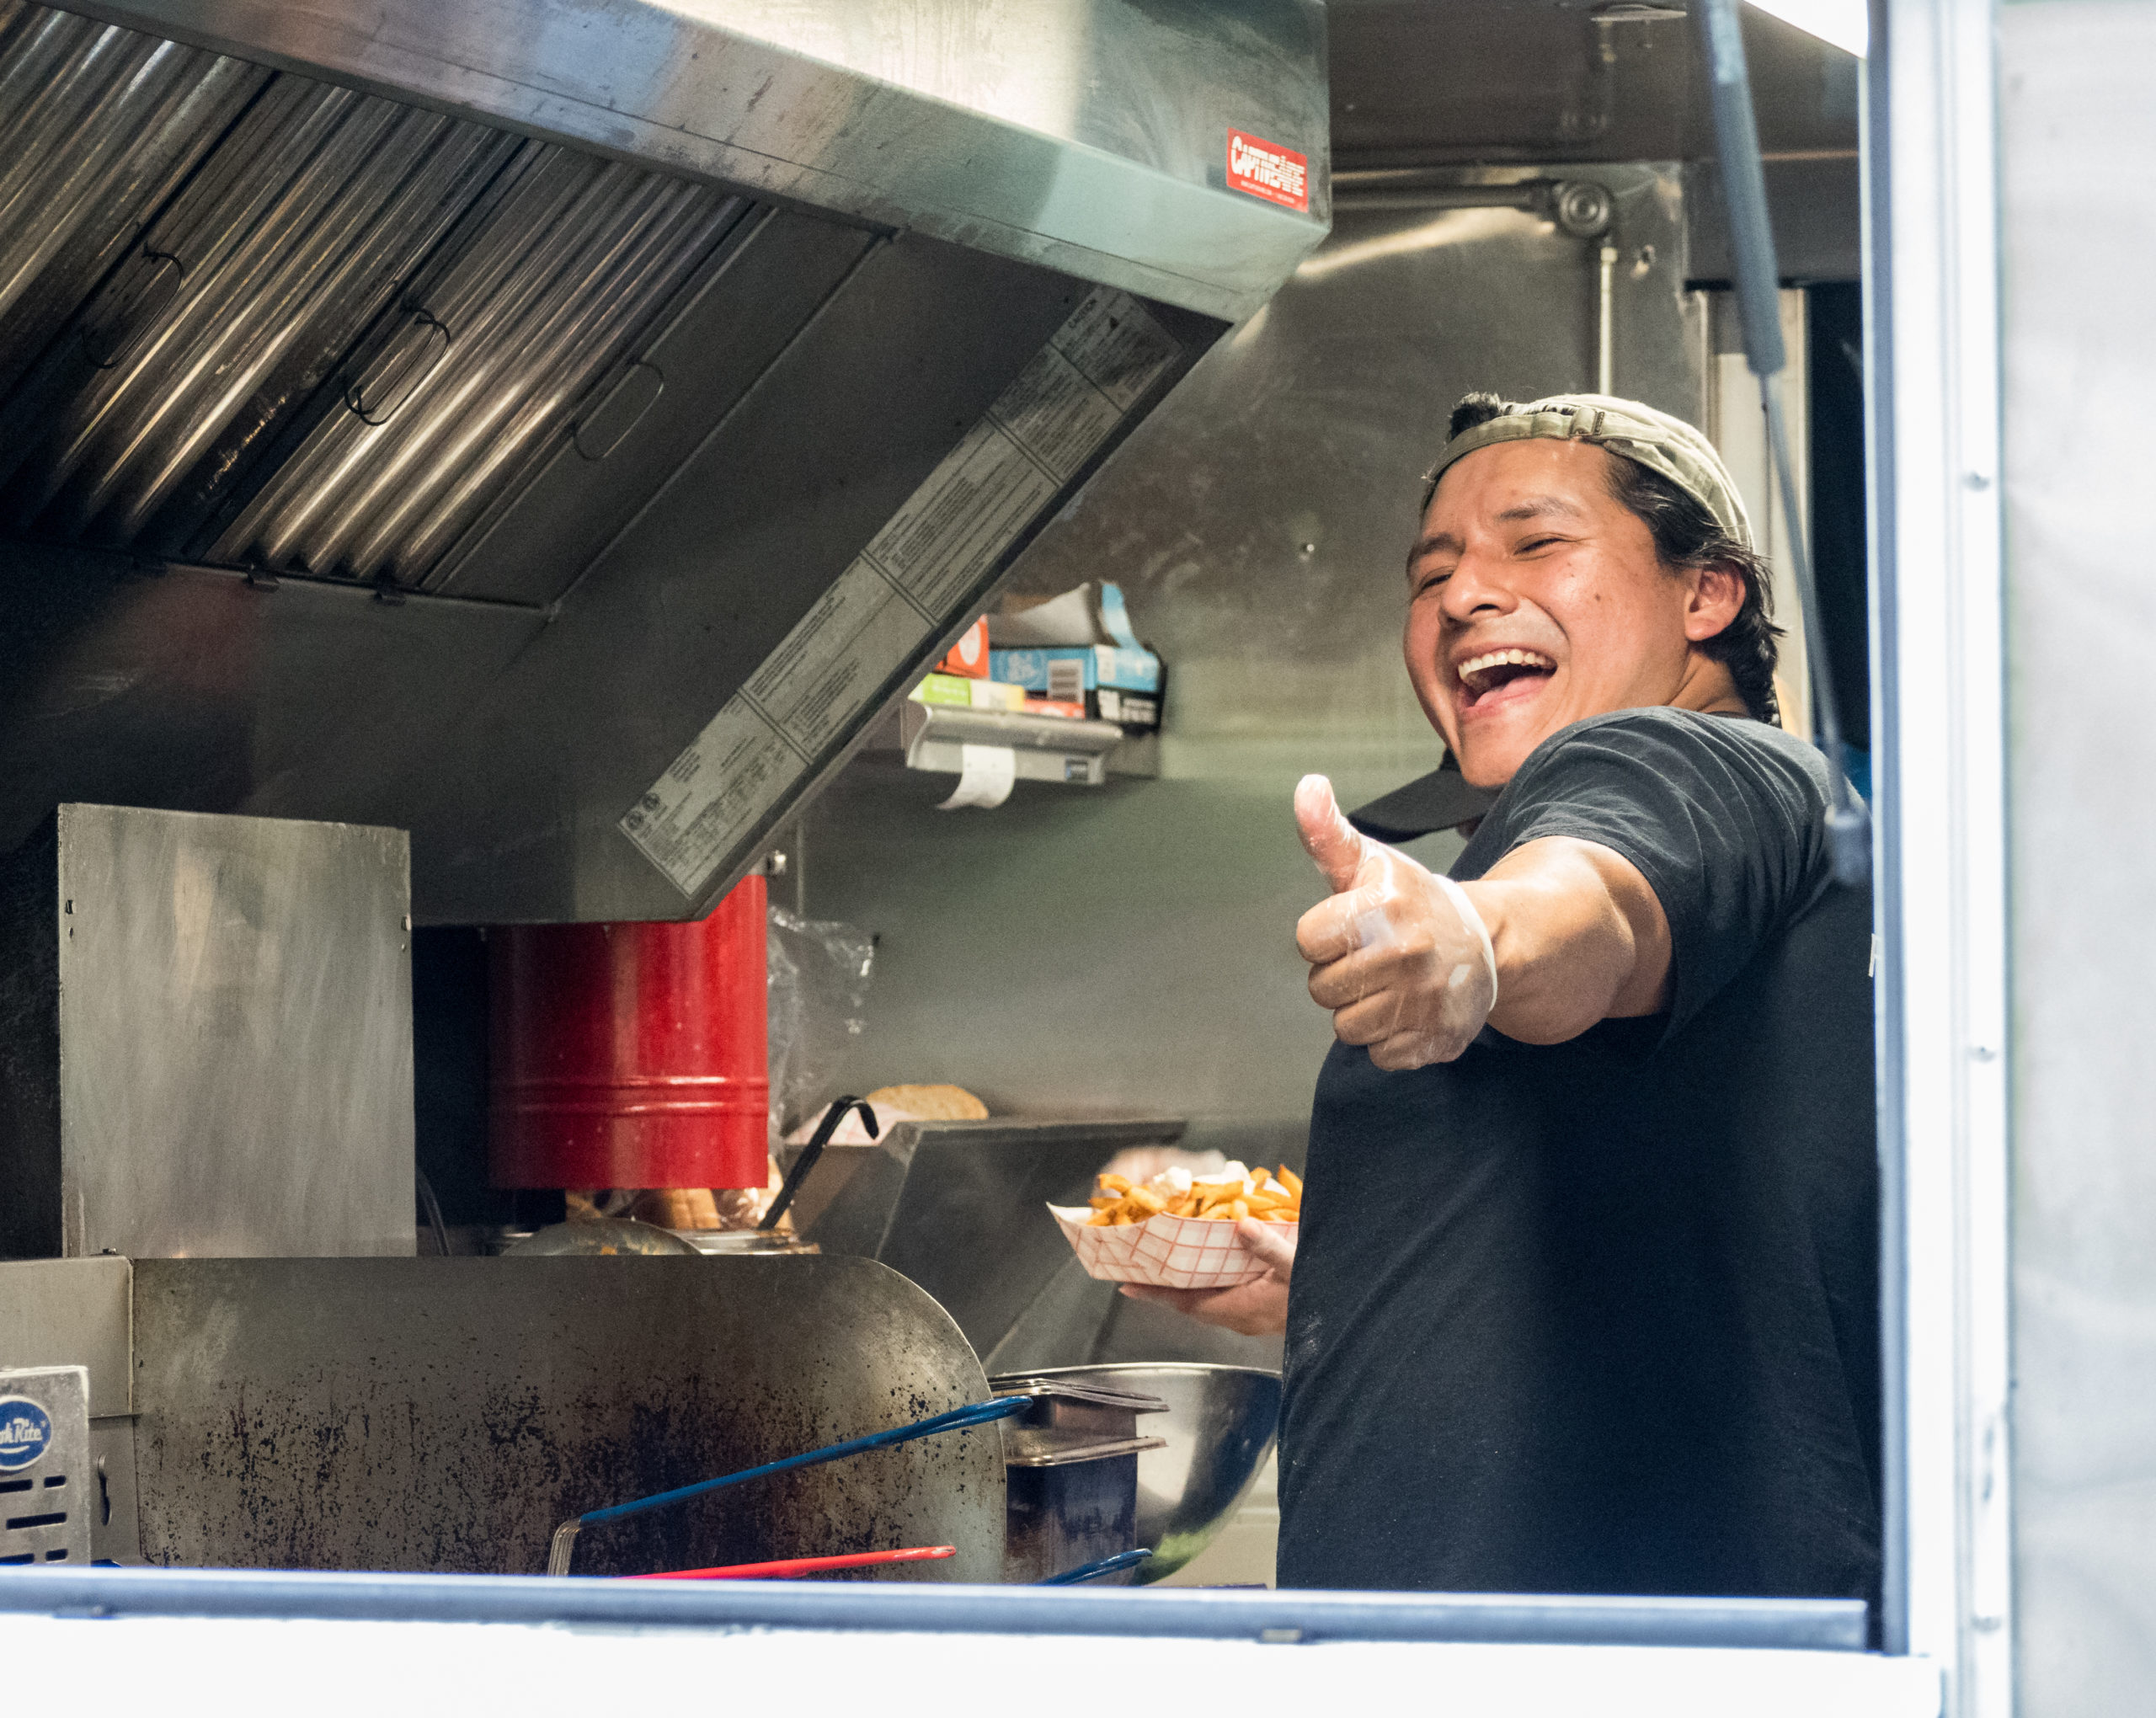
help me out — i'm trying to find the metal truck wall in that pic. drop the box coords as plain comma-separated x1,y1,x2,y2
0,1,1327,921
1999,3,2156,1710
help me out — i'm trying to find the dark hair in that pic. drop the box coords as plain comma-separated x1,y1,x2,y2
1435,393,1782,724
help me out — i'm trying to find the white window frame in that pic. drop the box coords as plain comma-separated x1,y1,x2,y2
0,4,2020,1709
1869,0,2015,1711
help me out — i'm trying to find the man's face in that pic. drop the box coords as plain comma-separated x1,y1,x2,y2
1404,438,1738,788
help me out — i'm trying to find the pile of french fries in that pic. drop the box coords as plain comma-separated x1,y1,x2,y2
1085,1163,1302,1227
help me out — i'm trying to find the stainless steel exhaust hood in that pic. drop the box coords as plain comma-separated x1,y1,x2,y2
0,0,1327,920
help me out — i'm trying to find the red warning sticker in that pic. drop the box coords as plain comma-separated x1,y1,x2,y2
1227,129,1310,212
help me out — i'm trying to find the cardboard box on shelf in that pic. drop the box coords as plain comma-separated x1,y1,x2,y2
990,644,1161,701
1022,696,1089,720
936,616,990,678
990,583,1164,732
910,674,1026,711
989,580,1147,651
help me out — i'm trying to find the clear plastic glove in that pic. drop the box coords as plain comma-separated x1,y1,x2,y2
1293,774,1498,1070
1118,1218,1294,1337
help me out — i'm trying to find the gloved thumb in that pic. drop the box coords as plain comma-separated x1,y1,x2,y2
1294,774,1367,894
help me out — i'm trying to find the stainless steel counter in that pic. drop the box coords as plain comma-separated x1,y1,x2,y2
0,1253,1006,1580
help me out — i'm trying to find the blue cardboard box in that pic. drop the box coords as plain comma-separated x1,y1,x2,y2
989,645,1161,700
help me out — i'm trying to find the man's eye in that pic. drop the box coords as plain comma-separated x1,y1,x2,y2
1518,536,1564,554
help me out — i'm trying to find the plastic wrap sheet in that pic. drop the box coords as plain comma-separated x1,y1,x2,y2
766,905,875,1138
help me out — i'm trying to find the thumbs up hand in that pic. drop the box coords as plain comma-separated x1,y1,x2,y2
1293,775,1498,1070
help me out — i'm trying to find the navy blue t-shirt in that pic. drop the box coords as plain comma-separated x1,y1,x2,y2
1277,708,1879,1606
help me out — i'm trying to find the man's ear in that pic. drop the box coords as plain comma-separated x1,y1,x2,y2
1681,561,1747,643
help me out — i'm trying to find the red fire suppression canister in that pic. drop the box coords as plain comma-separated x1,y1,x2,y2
488,876,768,1191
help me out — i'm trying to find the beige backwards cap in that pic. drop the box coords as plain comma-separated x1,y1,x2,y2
1422,392,1755,551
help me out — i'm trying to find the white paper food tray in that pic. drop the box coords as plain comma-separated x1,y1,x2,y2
1049,1203,1295,1289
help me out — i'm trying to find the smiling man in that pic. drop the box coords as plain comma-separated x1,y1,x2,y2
1129,392,1880,1613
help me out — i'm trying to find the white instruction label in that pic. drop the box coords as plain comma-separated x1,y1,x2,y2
744,558,929,756
862,418,1061,614
618,699,798,896
620,287,1177,898
1047,288,1180,411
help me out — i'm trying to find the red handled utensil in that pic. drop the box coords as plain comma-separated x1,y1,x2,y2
626,1545,957,1581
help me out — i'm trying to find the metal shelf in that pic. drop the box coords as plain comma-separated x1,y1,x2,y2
899,701,1126,787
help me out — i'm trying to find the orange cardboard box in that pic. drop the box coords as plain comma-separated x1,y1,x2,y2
937,616,990,679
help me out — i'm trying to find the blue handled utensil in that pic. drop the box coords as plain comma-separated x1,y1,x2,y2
547,1395,1030,1575
1039,1548,1155,1586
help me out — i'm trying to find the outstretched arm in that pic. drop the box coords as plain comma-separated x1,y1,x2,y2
1469,834,1670,1042
1294,776,1670,1067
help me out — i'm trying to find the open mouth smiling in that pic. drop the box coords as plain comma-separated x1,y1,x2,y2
1454,647,1557,712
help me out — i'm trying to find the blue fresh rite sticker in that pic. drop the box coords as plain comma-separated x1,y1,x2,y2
0,1397,53,1471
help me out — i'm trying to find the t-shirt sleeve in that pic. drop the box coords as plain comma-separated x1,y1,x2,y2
1486,712,1832,1037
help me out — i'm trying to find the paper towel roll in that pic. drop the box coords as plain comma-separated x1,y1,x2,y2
937,743,1016,809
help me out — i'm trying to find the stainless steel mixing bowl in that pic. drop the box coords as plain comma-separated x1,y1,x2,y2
990,1363,1280,1582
